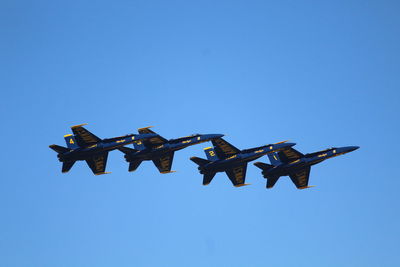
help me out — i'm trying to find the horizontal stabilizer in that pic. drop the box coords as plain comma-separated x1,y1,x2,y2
190,157,210,166
266,176,280,189
203,172,216,185
62,161,75,173
128,160,143,172
49,144,69,154
254,162,274,171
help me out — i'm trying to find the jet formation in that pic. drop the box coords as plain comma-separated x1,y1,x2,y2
50,124,359,189
190,138,295,187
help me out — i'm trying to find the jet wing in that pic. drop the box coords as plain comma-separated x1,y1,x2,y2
71,124,101,147
212,138,240,159
289,167,311,189
152,152,175,173
278,148,304,163
138,127,168,145
85,152,109,175
225,164,247,186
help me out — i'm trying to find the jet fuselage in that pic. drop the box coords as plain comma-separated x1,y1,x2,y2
125,134,223,161
199,143,296,174
262,146,359,178
58,133,158,162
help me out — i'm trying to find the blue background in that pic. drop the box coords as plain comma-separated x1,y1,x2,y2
1,1,399,266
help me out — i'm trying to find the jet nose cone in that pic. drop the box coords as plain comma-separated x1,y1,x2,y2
347,146,360,152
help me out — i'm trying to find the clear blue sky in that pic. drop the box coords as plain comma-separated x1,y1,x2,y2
1,1,399,266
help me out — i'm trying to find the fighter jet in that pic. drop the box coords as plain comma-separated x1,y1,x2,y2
190,138,296,187
254,146,359,189
118,127,224,173
49,124,159,175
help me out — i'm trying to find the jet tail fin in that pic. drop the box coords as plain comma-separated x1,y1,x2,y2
267,152,282,166
64,134,80,149
133,141,146,151
204,147,219,161
49,144,69,154
190,157,211,166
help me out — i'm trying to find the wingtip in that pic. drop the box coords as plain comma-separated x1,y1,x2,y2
95,172,111,175
71,123,88,129
234,183,251,187
138,126,154,131
298,185,315,189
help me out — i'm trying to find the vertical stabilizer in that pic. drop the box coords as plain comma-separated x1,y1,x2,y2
133,141,146,151
64,134,80,149
267,152,282,166
204,147,219,161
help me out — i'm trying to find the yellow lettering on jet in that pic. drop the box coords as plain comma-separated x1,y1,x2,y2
255,149,264,153
70,138,74,144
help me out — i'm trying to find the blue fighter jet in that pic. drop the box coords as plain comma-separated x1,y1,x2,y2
190,138,296,187
118,127,224,173
254,146,359,189
49,124,158,175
